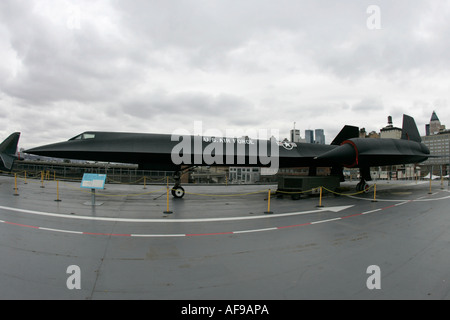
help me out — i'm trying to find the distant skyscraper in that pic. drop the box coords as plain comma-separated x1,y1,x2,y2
290,129,300,143
428,111,445,135
305,130,314,143
315,129,325,144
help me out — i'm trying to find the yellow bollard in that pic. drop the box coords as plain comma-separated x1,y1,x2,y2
55,180,62,202
317,186,324,207
24,171,27,184
163,177,172,214
143,176,147,189
428,176,432,194
372,183,378,202
13,173,19,196
40,171,45,188
264,189,273,214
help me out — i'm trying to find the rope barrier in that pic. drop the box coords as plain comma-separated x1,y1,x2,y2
3,169,444,214
183,189,269,197
4,169,379,200
13,170,264,198
321,185,374,196
58,180,167,197
274,188,317,195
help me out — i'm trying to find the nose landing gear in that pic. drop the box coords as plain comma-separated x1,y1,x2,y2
171,185,185,198
170,169,189,198
356,179,370,193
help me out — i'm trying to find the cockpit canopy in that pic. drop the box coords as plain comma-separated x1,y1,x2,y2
69,133,96,141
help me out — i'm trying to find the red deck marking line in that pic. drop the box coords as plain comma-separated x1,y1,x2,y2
341,213,363,219
186,232,234,237
83,232,131,237
277,223,312,229
4,221,39,229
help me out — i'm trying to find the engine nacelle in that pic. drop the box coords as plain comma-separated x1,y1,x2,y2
316,138,430,168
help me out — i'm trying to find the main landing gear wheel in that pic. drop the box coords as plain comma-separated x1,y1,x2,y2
356,181,370,193
171,186,185,198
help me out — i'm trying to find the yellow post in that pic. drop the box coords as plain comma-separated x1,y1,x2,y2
164,176,172,214
143,176,147,189
264,189,273,214
428,176,432,194
13,173,19,196
372,183,378,202
40,171,45,188
55,180,62,202
24,171,27,184
317,186,324,207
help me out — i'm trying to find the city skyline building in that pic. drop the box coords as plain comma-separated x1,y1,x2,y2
305,130,314,144
290,129,301,143
315,129,325,144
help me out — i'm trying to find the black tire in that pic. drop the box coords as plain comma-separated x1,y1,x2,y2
356,182,363,192
172,186,185,198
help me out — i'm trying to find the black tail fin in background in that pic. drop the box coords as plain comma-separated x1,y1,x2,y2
401,115,421,142
331,125,359,145
0,132,21,171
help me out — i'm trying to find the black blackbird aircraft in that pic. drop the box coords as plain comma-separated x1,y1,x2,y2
24,115,430,197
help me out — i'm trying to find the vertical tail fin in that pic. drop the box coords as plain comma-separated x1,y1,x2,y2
0,132,21,171
401,115,421,142
331,125,359,145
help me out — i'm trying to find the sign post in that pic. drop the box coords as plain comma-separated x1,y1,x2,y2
80,173,107,206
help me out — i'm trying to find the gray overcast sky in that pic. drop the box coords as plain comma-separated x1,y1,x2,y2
1,0,449,149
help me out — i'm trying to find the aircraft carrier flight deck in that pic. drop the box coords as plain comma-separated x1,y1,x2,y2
1,174,450,300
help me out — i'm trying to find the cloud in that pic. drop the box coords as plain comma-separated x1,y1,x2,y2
0,0,449,148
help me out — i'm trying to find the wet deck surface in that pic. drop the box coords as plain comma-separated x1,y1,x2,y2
1,175,450,300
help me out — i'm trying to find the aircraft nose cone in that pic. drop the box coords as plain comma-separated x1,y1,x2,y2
24,145,50,155
24,142,68,157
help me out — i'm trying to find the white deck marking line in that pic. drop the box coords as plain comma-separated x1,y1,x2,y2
0,205,353,223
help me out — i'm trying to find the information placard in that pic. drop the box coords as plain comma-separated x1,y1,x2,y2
80,173,106,189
